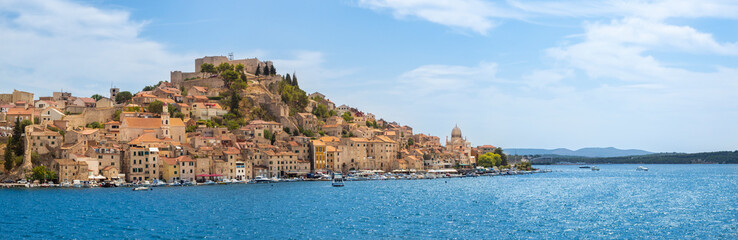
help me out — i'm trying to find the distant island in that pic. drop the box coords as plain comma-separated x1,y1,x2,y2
526,151,738,164
506,147,653,158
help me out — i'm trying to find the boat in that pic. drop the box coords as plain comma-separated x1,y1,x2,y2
132,186,151,191
637,166,649,171
579,166,591,168
332,173,344,187
72,180,82,188
591,166,600,171
61,181,71,187
100,182,116,188
252,176,273,183
152,179,167,187
203,180,216,185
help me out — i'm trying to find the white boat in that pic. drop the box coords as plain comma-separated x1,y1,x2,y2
591,166,600,171
72,180,82,188
251,176,273,183
637,166,649,171
61,181,71,187
332,173,344,187
152,179,167,187
132,186,151,191
204,180,216,185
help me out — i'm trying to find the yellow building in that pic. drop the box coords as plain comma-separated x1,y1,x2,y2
160,157,180,183
311,139,327,171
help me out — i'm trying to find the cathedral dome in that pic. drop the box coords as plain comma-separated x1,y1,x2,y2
451,125,462,138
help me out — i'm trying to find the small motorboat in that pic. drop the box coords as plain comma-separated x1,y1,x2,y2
132,187,151,191
637,166,649,171
591,166,600,171
579,166,591,169
332,173,344,187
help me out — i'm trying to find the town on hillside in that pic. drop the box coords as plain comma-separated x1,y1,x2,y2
0,56,522,185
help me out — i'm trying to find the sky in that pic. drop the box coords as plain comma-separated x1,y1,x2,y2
1,0,737,153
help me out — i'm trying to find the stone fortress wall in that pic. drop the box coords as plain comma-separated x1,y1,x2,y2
0,90,34,104
172,56,274,87
63,107,117,128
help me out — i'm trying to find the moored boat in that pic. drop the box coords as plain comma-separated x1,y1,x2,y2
591,166,600,171
637,166,649,171
132,186,151,191
332,173,344,187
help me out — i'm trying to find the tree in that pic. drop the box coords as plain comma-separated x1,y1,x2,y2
30,166,57,183
228,90,241,117
342,112,353,122
86,121,103,129
263,129,272,140
113,109,122,121
115,91,132,104
3,142,14,172
312,104,329,119
270,65,276,75
91,94,103,101
285,73,292,84
216,62,234,73
11,118,31,156
235,63,244,73
168,103,177,116
478,152,502,168
255,65,261,76
407,138,414,147
148,100,164,114
221,69,239,88
200,63,216,77
494,147,508,166
292,72,298,87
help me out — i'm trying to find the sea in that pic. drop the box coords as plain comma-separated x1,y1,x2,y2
1,164,736,239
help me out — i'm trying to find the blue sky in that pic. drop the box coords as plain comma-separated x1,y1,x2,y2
1,0,737,153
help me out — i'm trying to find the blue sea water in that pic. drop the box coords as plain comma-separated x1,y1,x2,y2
1,164,737,239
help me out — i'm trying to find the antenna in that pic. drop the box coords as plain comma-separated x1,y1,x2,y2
228,52,234,60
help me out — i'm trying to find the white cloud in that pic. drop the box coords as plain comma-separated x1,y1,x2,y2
358,0,521,34
395,61,499,95
507,0,738,20
0,0,193,97
271,51,357,93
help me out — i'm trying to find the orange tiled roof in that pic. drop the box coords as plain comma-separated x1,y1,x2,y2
7,107,33,115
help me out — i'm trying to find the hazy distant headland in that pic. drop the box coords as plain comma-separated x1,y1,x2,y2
516,147,738,164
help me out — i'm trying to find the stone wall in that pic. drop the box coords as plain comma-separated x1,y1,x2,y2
194,56,273,74
0,94,11,104
170,71,202,87
0,90,34,104
181,77,224,90
63,107,117,127
12,90,33,104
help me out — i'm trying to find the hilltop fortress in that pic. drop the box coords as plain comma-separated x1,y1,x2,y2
170,56,275,88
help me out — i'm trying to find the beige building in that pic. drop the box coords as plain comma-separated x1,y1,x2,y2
88,146,123,175
119,112,186,143
28,128,62,155
127,146,160,182
54,159,88,183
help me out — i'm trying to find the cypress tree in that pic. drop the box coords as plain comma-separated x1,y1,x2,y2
4,140,14,171
255,65,261,76
270,65,276,75
292,72,298,87
285,73,292,84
